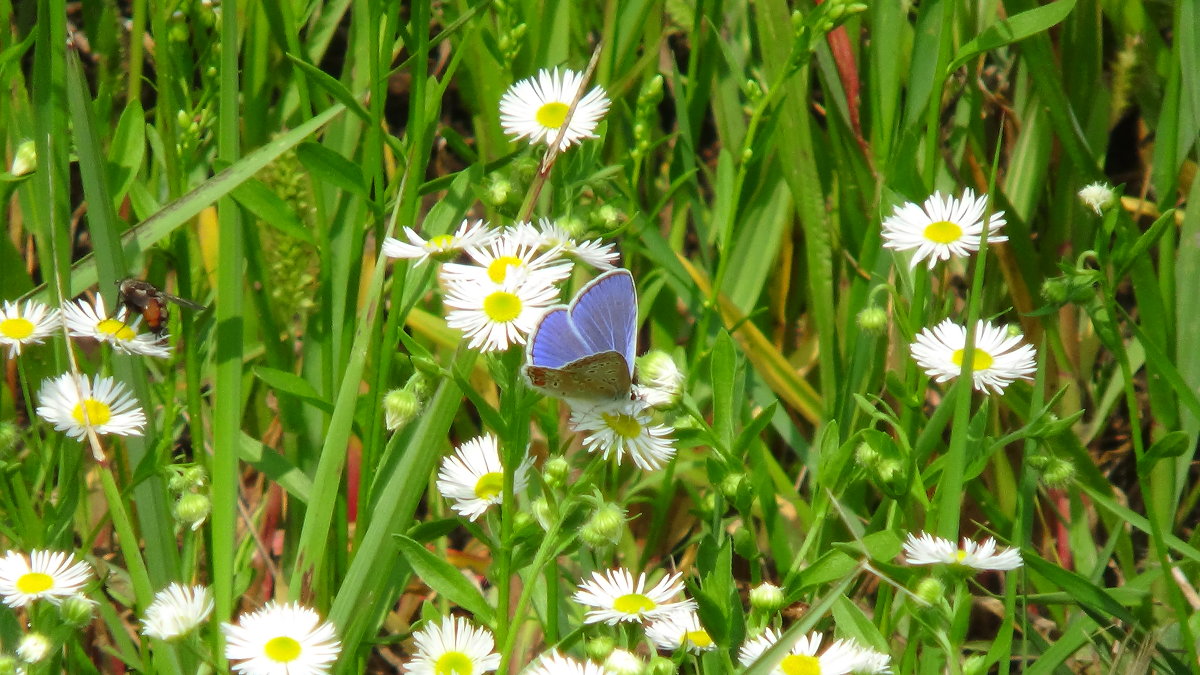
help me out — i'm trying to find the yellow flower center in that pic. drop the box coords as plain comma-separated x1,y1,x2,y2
780,653,821,675
482,291,522,323
429,234,457,250
535,101,570,129
72,399,112,427
686,629,713,649
923,220,963,244
954,549,969,563
951,348,994,370
601,413,643,439
486,256,525,283
613,593,655,615
96,318,137,341
16,572,54,595
0,317,34,340
435,651,475,674
263,636,302,662
474,472,503,501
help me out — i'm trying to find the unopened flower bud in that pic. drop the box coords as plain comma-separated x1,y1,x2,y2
543,456,570,488
484,177,513,206
383,388,422,431
604,649,645,675
60,593,97,627
17,633,51,663
531,497,554,530
174,493,211,531
749,581,785,612
585,636,616,661
0,654,18,675
1078,182,1116,215
9,140,35,176
646,656,676,675
1041,456,1076,488
636,351,684,407
914,576,946,606
856,306,888,334
963,655,988,675
580,502,626,549
0,422,19,454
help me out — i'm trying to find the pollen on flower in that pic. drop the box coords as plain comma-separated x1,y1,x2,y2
264,636,302,661
613,594,655,614
0,317,33,339
17,573,53,594
602,412,643,439
482,291,522,322
951,348,994,370
72,400,112,427
474,472,503,500
486,256,525,283
96,318,137,341
536,102,570,128
923,220,963,244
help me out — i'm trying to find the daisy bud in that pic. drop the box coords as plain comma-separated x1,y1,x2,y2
531,498,554,530
1040,277,1071,306
483,176,513,206
543,456,570,488
174,493,211,531
854,441,881,468
637,351,684,407
580,502,627,549
914,577,946,606
1077,181,1116,215
17,633,51,663
638,75,664,106
0,422,18,454
0,655,18,675
963,655,988,675
647,656,676,675
719,472,746,499
585,636,616,661
749,582,785,612
604,648,645,675
383,388,421,432
856,306,888,334
593,204,623,230
557,214,587,239
9,140,35,176
59,593,97,627
1040,456,1076,488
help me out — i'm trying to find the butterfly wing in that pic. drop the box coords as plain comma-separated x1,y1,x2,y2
525,352,631,400
526,306,592,368
566,269,637,377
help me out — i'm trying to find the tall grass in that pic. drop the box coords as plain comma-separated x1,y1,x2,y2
1,0,1198,672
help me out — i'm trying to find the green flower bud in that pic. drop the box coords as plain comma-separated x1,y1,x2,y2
484,176,513,206
0,422,20,454
0,654,19,675
1041,456,1076,488
543,456,570,488
855,306,888,334
914,576,946,606
585,636,616,661
17,633,51,663
531,497,554,530
383,388,422,431
580,502,627,549
749,581,785,612
1077,182,1115,215
963,655,988,675
604,649,645,675
174,493,211,531
719,473,746,499
9,140,36,176
646,656,676,675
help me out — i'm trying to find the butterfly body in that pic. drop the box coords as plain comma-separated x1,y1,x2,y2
524,269,637,401
117,278,205,336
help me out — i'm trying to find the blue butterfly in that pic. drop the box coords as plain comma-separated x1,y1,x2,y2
523,269,637,401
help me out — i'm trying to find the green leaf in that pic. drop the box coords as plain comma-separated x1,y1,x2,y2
253,366,334,414
1140,431,1192,468
295,141,368,201
231,178,315,244
106,100,145,207
285,53,372,123
394,535,495,624
949,0,1077,72
710,330,737,452
1023,554,1136,625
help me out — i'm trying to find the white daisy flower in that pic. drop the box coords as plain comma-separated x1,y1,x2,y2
511,219,619,270
1078,182,1116,215
646,610,716,654
0,300,60,357
738,629,885,675
572,568,696,625
570,398,675,471
436,434,534,522
141,583,214,641
881,189,1007,269
0,550,93,608
444,272,561,353
441,232,573,288
62,296,170,358
603,649,643,675
499,68,611,151
902,532,1023,571
35,373,146,441
222,601,341,675
404,615,501,675
910,319,1037,394
382,219,500,266
523,652,613,675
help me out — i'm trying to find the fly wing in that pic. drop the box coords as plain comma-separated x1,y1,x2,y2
525,306,592,369
567,269,637,377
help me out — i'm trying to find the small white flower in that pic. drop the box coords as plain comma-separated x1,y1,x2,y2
62,296,170,357
902,532,1023,571
222,601,341,675
523,652,613,675
436,434,533,522
1078,182,1116,215
444,273,561,353
0,300,60,357
141,583,214,640
573,568,696,625
511,219,619,270
441,231,573,288
36,373,146,441
570,398,675,471
881,190,1007,269
404,615,501,675
646,610,716,654
910,319,1037,394
16,633,51,663
634,351,684,408
0,550,93,608
382,219,500,265
738,630,887,675
500,68,611,151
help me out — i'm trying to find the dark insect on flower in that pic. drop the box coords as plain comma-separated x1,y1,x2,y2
116,278,205,336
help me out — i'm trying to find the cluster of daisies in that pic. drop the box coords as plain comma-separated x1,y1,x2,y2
0,293,182,450
880,189,1038,394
